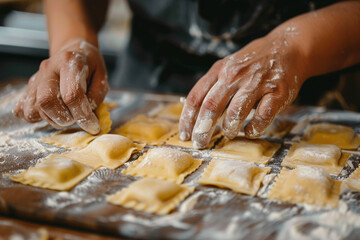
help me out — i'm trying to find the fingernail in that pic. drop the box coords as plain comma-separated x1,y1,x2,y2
194,118,213,135
179,131,189,141
246,124,260,139
193,140,205,150
77,119,100,135
223,118,241,139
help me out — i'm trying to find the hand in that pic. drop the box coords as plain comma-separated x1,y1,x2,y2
179,34,306,149
13,39,109,134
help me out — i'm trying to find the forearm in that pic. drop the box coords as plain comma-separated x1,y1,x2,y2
44,0,109,55
268,1,360,79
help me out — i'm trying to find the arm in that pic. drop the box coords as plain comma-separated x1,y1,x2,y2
46,0,109,55
14,0,110,134
179,1,360,149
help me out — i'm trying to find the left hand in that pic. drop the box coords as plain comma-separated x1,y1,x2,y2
179,34,307,149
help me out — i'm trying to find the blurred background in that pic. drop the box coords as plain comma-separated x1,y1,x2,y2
0,0,131,82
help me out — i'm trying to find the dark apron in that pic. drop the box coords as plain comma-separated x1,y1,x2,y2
111,0,349,107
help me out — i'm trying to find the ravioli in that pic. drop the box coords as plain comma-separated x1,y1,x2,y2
8,154,93,190
107,178,194,214
302,123,360,150
62,134,144,169
41,103,112,150
122,147,202,184
198,159,271,196
268,166,341,208
114,115,176,145
210,137,280,164
282,142,350,175
155,102,184,121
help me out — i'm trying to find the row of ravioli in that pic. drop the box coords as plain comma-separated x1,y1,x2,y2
7,102,360,214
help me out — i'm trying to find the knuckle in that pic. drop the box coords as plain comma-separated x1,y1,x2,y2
37,93,56,110
185,93,202,109
39,59,50,71
202,97,219,113
62,91,81,107
60,51,75,62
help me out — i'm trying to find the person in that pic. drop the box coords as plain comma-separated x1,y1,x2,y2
13,0,360,149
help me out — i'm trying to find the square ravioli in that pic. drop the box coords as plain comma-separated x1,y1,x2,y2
210,137,280,164
198,159,271,196
302,123,360,150
122,147,202,184
41,103,112,150
62,134,144,169
114,115,176,145
107,178,194,215
268,166,341,208
155,102,184,121
343,168,360,192
8,154,93,191
282,142,350,175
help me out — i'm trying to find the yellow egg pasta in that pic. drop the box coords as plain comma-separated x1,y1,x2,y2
62,134,144,169
198,159,271,196
122,147,202,184
8,154,93,191
114,115,176,145
210,137,280,164
302,123,360,150
107,178,194,215
268,166,341,208
282,142,350,175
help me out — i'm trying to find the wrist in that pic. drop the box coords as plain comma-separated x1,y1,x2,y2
265,27,311,84
49,27,99,56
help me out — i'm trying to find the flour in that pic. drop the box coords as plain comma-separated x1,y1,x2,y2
277,201,360,240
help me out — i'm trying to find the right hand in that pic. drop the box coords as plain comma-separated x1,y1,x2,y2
13,39,109,134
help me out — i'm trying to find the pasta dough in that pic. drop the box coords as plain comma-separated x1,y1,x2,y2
302,123,360,150
343,168,360,192
62,134,144,169
114,115,176,145
155,102,184,121
210,137,280,164
107,178,194,214
198,159,271,196
263,118,296,138
268,166,341,208
122,147,202,183
282,142,350,175
8,154,93,191
41,103,112,150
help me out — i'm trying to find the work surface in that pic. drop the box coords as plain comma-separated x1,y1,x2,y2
1,80,360,239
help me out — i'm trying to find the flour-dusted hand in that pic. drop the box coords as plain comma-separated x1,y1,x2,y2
13,39,109,134
179,33,306,149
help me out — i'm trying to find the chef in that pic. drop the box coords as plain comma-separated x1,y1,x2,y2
13,0,360,149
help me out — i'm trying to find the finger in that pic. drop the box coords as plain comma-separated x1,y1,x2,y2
23,93,41,123
244,93,284,138
87,68,109,110
38,110,62,129
191,80,235,149
13,74,37,119
59,53,100,134
222,89,260,139
35,62,75,127
13,96,25,119
179,60,223,141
